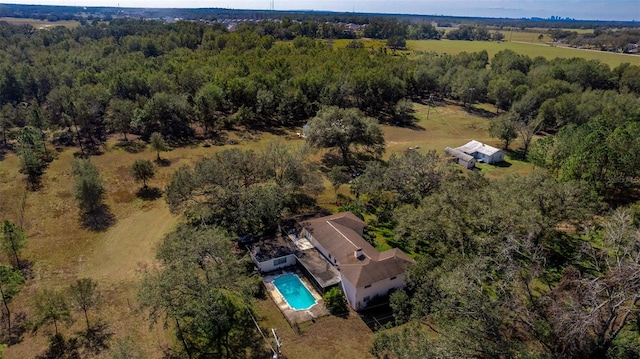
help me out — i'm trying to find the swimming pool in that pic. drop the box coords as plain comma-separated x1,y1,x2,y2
272,274,317,310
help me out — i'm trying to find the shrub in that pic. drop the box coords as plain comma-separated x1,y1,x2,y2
323,287,348,315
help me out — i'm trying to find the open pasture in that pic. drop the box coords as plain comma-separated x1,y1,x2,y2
0,16,80,29
504,30,552,43
407,39,640,67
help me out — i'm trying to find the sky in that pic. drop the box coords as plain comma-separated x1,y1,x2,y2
7,0,640,21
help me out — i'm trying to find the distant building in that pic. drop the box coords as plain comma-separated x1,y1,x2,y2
455,140,504,164
445,146,476,169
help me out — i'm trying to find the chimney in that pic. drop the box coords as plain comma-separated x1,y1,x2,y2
354,248,363,260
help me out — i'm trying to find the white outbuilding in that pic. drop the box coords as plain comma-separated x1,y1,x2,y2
455,140,504,164
445,147,476,169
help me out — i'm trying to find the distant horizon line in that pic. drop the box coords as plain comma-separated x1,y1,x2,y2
1,2,637,23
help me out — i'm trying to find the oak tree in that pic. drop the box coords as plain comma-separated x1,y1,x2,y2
305,106,385,166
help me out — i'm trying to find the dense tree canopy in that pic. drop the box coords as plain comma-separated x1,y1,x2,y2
369,172,640,358
305,106,385,166
165,143,322,235
138,225,261,358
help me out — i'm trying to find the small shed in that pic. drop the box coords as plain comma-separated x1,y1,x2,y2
445,147,476,169
455,140,504,164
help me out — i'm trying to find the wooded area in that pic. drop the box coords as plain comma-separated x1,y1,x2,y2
0,15,639,358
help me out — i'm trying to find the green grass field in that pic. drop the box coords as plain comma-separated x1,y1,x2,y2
332,37,640,67
504,30,552,43
407,39,640,67
0,17,80,29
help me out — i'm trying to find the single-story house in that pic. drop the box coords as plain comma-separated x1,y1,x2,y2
248,236,297,273
445,146,476,169
298,212,414,310
455,140,504,164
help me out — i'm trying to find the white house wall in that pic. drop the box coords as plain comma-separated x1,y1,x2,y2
341,272,406,310
257,254,297,272
340,275,359,310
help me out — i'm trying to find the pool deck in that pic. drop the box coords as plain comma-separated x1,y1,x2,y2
264,271,329,324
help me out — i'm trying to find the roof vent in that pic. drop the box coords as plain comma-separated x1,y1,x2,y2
354,248,363,260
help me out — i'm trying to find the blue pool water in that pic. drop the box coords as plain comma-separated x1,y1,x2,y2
273,274,317,310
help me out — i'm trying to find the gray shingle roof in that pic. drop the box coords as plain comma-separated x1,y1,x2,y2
300,212,413,288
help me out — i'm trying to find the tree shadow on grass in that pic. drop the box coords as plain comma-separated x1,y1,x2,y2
155,158,171,167
0,311,28,345
78,321,113,356
0,144,9,161
17,259,35,280
463,105,497,119
488,160,512,168
136,186,162,201
113,140,146,154
320,151,369,175
392,120,426,131
36,333,80,359
320,152,344,173
235,314,273,359
504,147,530,161
80,204,116,232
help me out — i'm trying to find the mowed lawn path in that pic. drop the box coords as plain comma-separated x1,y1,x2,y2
77,201,177,283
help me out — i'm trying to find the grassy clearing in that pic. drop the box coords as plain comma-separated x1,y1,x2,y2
384,101,534,177
385,102,495,154
0,128,373,357
1,134,290,358
255,297,375,359
505,30,552,43
0,17,80,29
332,37,640,67
407,39,640,67
1,141,187,358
